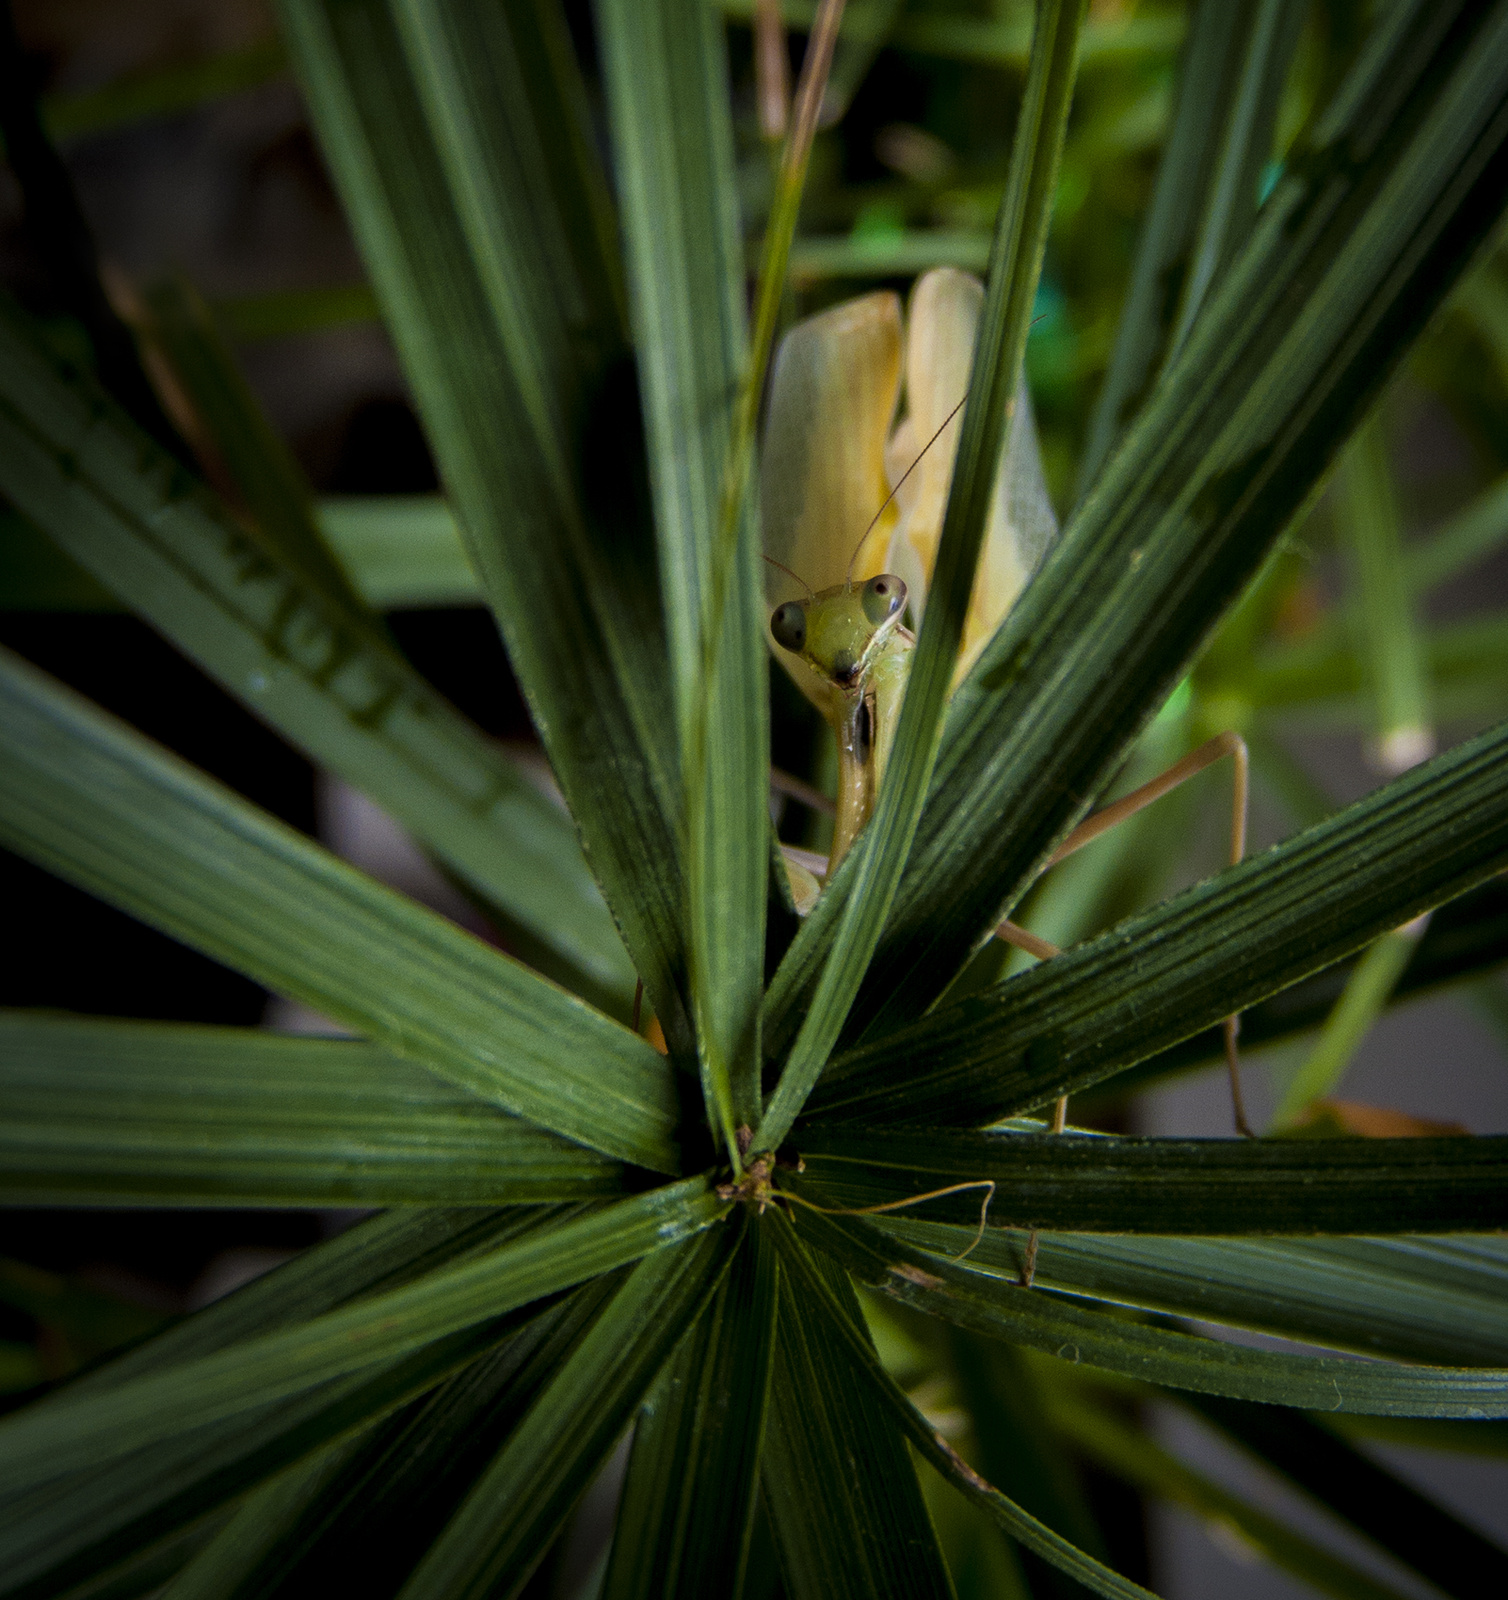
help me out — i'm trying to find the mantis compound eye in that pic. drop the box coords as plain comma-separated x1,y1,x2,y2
861,574,907,626
770,601,807,653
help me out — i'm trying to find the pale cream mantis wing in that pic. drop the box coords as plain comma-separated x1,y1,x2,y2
761,268,1058,896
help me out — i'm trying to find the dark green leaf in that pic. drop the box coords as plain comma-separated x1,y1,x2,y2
279,0,699,1059
47,1516,231,1600
794,1206,1508,1415
0,1179,724,1497
396,1226,734,1600
762,1228,953,1600
792,1127,1508,1233
0,1012,626,1206
1042,1390,1416,1600
597,0,768,1140
139,273,367,616
0,649,677,1170
2,1314,542,1600
157,1273,628,1600
879,1225,1508,1368
603,1228,776,1600
0,1211,574,1597
811,718,1508,1126
947,1332,1107,1600
1078,0,1285,492
769,1214,1156,1600
1082,878,1508,1106
156,1434,371,1600
1162,0,1306,367
0,293,633,1008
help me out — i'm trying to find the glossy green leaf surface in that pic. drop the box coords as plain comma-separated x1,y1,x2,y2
1,1209,567,1598
0,294,632,1006
203,1274,626,1600
1094,879,1508,1103
280,0,697,1059
0,1013,627,1206
878,1224,1508,1367
771,1217,1156,1600
0,1180,723,1497
396,1226,733,1600
597,0,767,1141
812,718,1508,1124
0,649,677,1170
603,1229,777,1600
763,1230,953,1600
793,1127,1508,1233
794,1207,1508,1416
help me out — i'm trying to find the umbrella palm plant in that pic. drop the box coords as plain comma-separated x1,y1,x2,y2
1,0,1508,1595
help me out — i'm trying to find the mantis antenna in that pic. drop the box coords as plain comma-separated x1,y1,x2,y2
762,553,816,599
844,389,970,586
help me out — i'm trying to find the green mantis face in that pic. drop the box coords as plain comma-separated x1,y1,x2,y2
769,574,907,694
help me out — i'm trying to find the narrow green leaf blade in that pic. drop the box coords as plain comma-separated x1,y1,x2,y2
397,1226,734,1600
597,0,767,1139
1338,411,1433,766
0,648,677,1171
792,1127,1508,1233
877,1226,1508,1368
139,273,368,617
947,1332,1109,1600
1094,878,1508,1104
813,718,1508,1126
794,1206,1508,1416
1044,1392,1416,1600
1162,0,1306,369
0,1179,724,1497
315,495,477,609
1078,0,1273,492
157,1434,370,1600
769,1215,1156,1600
1272,921,1427,1128
603,1228,778,1600
0,1013,627,1206
762,1233,953,1600
279,0,697,1056
0,292,632,1007
154,1274,628,1600
1,1209,568,1598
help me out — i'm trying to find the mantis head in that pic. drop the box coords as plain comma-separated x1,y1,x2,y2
769,573,907,694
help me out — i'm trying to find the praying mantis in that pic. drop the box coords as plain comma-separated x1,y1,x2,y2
762,270,1254,1235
